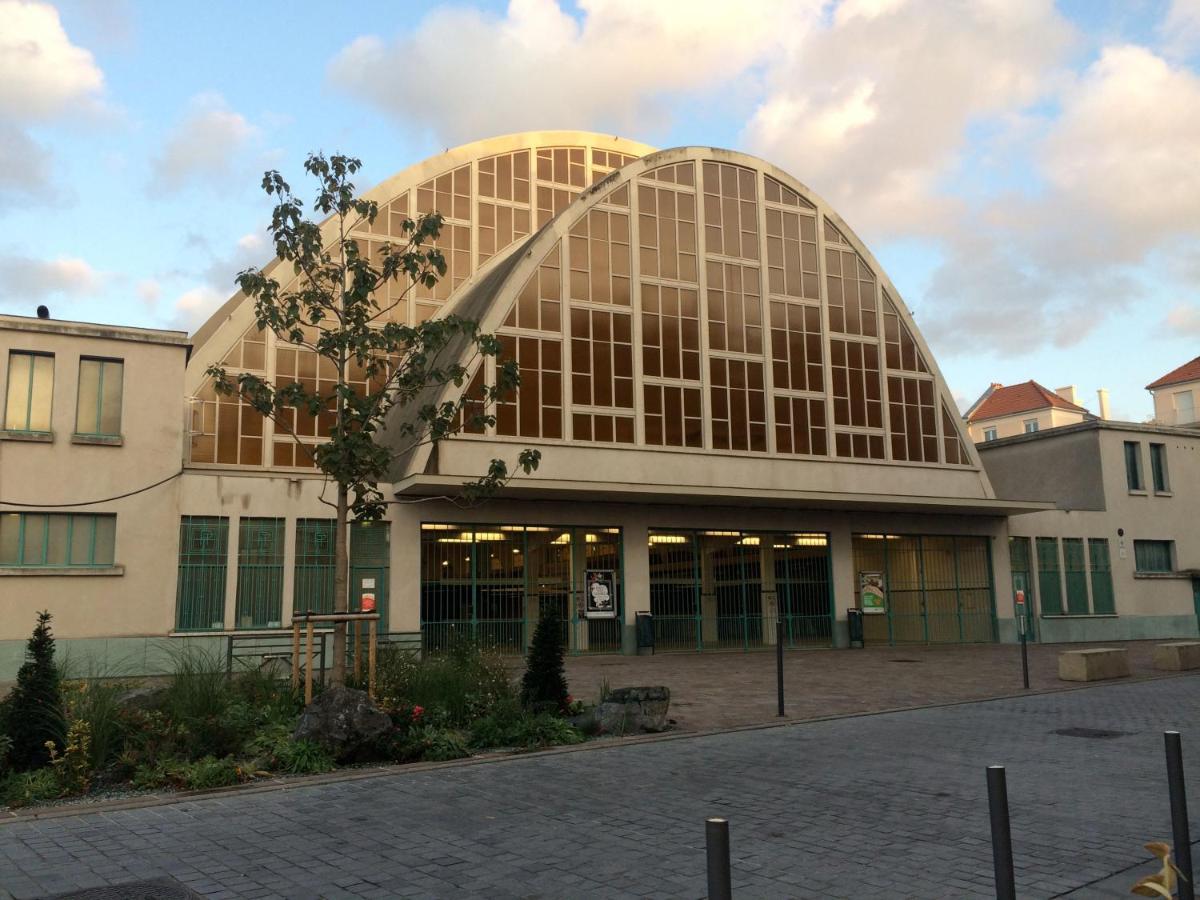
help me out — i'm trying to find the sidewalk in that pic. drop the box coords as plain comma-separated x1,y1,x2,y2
563,639,1176,731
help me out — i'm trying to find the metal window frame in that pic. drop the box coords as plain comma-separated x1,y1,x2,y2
74,357,124,438
1,512,112,568
4,351,54,434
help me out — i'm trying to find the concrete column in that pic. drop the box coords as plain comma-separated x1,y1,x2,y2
279,516,296,628
622,519,650,654
828,519,855,648
989,522,1017,644
390,506,422,637
760,541,778,645
700,536,717,646
223,515,240,631
572,532,589,652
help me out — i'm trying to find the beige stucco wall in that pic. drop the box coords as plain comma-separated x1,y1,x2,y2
1,317,189,645
991,425,1200,639
1152,380,1199,426
969,407,1088,443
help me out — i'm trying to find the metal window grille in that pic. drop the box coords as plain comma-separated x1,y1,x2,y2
1062,538,1089,615
1036,537,1063,615
176,516,228,631
294,519,334,616
852,534,996,645
1088,539,1115,614
1134,540,1173,574
235,517,284,629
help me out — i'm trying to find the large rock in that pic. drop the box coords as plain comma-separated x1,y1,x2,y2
293,685,391,760
595,686,671,735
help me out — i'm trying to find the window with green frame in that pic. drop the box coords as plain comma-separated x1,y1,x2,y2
1088,539,1115,614
4,351,54,433
1062,538,1089,615
176,516,229,631
1036,537,1063,615
0,512,116,567
235,517,284,628
75,358,123,436
1124,441,1144,491
294,519,335,615
1150,443,1169,493
1134,540,1173,573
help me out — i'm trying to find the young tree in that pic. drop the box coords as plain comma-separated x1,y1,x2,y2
1,611,65,770
521,605,569,714
207,154,539,686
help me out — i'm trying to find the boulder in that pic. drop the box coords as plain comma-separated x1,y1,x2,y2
116,685,169,711
293,685,391,760
595,686,671,735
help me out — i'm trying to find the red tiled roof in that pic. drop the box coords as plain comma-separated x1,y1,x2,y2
966,381,1089,423
1146,356,1200,390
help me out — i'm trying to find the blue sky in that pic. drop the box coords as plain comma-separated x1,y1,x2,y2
1,0,1198,422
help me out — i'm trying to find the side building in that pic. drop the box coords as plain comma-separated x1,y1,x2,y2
2,131,1048,676
964,380,1095,443
979,420,1200,643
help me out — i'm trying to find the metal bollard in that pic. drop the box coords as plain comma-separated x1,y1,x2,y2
706,817,732,900
1166,732,1195,900
987,766,1016,900
776,620,785,717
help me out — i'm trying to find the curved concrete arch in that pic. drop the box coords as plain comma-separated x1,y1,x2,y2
400,145,991,503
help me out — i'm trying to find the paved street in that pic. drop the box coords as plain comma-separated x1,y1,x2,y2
3,675,1200,899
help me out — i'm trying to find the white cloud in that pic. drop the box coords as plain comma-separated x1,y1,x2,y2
150,93,259,193
137,278,162,305
743,0,1076,236
0,254,105,301
1162,0,1200,57
327,0,818,144
1160,304,1200,337
0,1,104,207
172,285,225,330
0,0,104,120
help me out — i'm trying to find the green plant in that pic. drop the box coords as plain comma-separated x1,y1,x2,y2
376,644,515,726
0,733,12,776
275,739,334,775
521,606,569,714
62,679,128,775
410,725,470,762
130,758,187,791
180,756,245,791
2,767,63,808
1,611,66,770
46,720,92,795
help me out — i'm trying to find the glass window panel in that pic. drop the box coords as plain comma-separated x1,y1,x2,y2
21,514,46,565
76,359,101,433
0,513,19,564
45,514,69,565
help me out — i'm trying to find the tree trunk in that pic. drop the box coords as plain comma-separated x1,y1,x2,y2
331,483,349,686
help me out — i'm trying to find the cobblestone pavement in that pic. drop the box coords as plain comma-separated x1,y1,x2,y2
561,639,1180,731
3,675,1200,899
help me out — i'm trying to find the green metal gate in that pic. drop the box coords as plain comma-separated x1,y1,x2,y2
176,516,229,631
1089,538,1115,615
1063,538,1089,614
420,524,622,655
235,518,284,628
1036,537,1063,616
853,534,996,645
294,519,335,615
647,530,832,651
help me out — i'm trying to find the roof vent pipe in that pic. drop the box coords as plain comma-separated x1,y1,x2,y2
1097,388,1110,421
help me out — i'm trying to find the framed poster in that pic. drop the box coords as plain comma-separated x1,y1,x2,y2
585,570,617,618
859,571,886,615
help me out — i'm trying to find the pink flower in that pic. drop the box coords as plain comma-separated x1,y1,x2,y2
411,706,424,721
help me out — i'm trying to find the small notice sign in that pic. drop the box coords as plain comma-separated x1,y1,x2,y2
585,570,617,619
859,571,886,615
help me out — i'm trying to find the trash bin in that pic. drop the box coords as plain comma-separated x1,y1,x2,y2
847,608,865,648
635,611,655,655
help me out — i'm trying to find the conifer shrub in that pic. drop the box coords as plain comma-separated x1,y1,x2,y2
1,611,66,771
521,605,569,714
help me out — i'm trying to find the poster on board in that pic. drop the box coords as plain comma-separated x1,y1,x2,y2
585,570,617,618
859,571,886,615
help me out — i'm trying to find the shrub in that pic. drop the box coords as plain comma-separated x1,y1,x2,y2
275,739,334,775
46,720,92,795
408,725,470,762
181,756,245,791
521,607,568,714
376,643,515,727
62,679,127,775
2,767,63,808
1,611,66,770
469,709,583,751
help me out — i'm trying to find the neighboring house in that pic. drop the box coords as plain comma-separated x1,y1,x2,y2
0,315,191,668
964,381,1095,443
1147,356,1200,427
1,131,1042,678
979,420,1200,644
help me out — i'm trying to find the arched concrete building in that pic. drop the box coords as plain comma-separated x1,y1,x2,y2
1,132,1045,674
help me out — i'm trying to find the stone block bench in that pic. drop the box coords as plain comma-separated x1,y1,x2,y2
1153,642,1200,671
1058,648,1130,682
